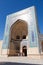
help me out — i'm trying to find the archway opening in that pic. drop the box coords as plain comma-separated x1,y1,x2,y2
22,46,27,56
8,19,28,56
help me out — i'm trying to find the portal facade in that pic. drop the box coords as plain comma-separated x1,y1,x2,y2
9,19,28,56
1,6,43,57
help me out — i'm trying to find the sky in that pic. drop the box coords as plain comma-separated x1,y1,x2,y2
0,0,43,40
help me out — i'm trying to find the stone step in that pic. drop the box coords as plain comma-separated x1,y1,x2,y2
0,56,43,64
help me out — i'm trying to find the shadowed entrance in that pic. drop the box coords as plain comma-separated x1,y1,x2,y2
22,46,27,56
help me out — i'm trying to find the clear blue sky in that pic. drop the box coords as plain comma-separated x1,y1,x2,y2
0,0,43,40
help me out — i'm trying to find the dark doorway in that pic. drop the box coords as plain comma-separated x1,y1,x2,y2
22,46,27,56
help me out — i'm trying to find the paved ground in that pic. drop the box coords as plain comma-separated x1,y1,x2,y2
0,57,43,64
0,62,42,65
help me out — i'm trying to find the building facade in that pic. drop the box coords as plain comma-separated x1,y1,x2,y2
1,6,43,57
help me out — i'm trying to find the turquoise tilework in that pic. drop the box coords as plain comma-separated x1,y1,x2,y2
2,16,10,49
